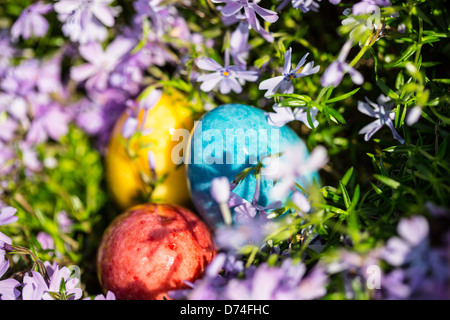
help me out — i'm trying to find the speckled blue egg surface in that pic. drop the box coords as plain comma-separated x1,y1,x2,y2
185,104,319,228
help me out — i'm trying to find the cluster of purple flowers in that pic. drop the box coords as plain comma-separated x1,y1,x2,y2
0,205,115,300
170,253,328,300
0,0,216,193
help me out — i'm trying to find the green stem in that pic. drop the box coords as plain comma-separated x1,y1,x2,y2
414,17,423,67
245,246,259,269
349,44,370,68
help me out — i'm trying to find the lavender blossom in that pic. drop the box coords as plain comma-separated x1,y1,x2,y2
133,0,170,36
212,0,279,36
195,53,259,94
228,174,282,224
44,262,83,300
92,291,116,300
224,259,328,300
405,106,422,126
265,104,319,129
0,206,18,227
11,2,52,40
211,177,231,204
259,48,319,97
230,21,251,68
0,31,15,77
381,216,429,267
277,0,342,12
26,104,72,145
0,256,21,300
37,232,55,251
320,40,364,88
57,211,73,234
75,98,105,135
54,0,121,44
262,145,328,199
353,0,391,16
71,37,135,92
357,95,405,144
21,271,48,300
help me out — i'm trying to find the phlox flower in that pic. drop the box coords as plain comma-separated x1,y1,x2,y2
357,95,404,144
265,104,319,129
54,0,121,44
195,52,259,94
0,256,20,300
212,0,278,36
262,144,328,199
71,37,135,92
11,2,52,40
320,40,364,88
259,48,319,97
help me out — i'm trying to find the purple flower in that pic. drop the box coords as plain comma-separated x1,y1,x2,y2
75,98,105,135
21,271,48,300
37,232,54,251
195,53,259,94
353,0,391,16
37,55,64,95
121,115,138,139
20,143,43,173
212,0,278,35
228,174,282,224
266,104,319,129
224,259,328,300
21,263,83,300
54,0,120,44
381,216,429,267
120,89,161,139
357,95,405,144
0,31,15,77
259,48,319,97
277,0,341,12
405,106,422,126
44,262,83,300
133,0,169,36
262,145,328,199
321,40,364,88
27,104,72,145
0,256,21,300
211,177,231,204
230,21,251,68
0,206,18,227
291,191,311,215
291,0,321,12
57,211,73,233
71,37,135,92
93,291,116,300
11,2,52,40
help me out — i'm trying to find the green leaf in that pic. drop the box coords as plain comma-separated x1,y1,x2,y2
374,174,401,189
376,77,399,100
325,106,346,124
254,55,271,68
324,88,360,104
278,98,307,107
389,44,417,68
341,167,354,186
339,181,351,209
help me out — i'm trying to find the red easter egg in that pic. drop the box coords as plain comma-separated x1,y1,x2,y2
97,203,216,300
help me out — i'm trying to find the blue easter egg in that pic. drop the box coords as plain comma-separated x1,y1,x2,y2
185,104,318,228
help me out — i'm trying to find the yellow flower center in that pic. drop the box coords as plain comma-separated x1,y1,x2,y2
223,71,230,77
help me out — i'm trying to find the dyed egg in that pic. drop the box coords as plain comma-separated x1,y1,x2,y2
97,203,216,300
105,89,195,210
185,104,319,228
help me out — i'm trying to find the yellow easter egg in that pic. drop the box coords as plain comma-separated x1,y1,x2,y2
105,88,195,210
